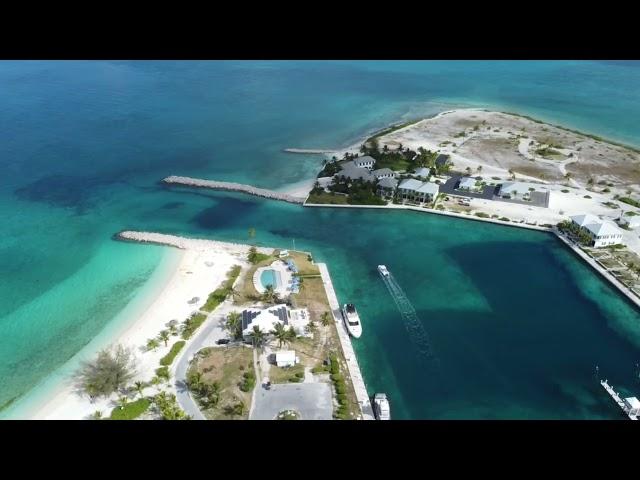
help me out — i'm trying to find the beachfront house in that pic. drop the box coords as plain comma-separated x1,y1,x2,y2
397,178,439,204
498,181,544,200
377,177,398,198
240,304,310,340
352,156,375,170
372,168,396,180
457,176,482,192
274,350,298,368
570,214,624,248
335,164,375,183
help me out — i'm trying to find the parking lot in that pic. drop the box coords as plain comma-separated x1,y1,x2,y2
250,382,333,420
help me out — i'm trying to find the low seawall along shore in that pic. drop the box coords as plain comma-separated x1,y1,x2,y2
162,175,306,204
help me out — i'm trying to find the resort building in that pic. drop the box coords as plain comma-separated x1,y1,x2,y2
412,167,431,179
352,156,376,170
498,181,545,199
570,214,624,248
240,304,311,339
457,176,481,192
372,168,396,180
397,178,439,203
377,177,398,198
335,164,375,183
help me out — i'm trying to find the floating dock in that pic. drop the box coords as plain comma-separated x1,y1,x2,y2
600,379,639,420
162,175,306,204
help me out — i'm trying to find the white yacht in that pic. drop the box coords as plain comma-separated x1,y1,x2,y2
373,393,390,420
342,303,362,338
377,265,389,277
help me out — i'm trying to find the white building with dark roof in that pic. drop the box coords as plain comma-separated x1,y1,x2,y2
570,214,624,248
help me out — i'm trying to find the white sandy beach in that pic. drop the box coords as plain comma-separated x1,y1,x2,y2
26,236,260,420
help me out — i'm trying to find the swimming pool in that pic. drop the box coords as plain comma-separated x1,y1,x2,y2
260,269,281,289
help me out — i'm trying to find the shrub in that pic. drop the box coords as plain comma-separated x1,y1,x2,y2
159,341,185,367
156,366,170,380
602,188,611,193
330,373,343,382
288,377,303,383
583,195,592,199
181,313,207,340
335,384,346,395
561,189,570,193
239,366,256,392
76,344,137,399
201,265,242,313
475,212,490,218
110,398,150,420
499,217,510,222
619,197,640,208
294,371,304,378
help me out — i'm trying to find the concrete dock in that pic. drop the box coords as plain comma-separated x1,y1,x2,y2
163,175,306,204
317,262,375,420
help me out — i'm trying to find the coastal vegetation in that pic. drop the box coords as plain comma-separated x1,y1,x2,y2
202,265,242,312
248,246,270,264
181,312,207,340
619,197,640,208
76,344,137,399
159,341,185,366
557,220,593,245
186,346,254,419
327,177,385,205
109,398,150,420
153,392,190,420
306,190,349,205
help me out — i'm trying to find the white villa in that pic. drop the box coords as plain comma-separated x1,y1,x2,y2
240,304,311,340
498,181,545,199
351,156,375,170
618,214,640,229
372,167,396,180
457,176,481,192
397,178,439,203
570,214,624,248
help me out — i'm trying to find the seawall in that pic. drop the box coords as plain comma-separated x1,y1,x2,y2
163,175,306,204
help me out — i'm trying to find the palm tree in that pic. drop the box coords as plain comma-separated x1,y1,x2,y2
134,381,146,399
228,285,240,303
286,326,297,344
477,165,483,173
169,324,179,336
261,284,280,304
465,166,471,175
187,371,204,394
305,320,317,335
320,311,331,327
158,330,171,347
117,395,129,410
146,338,160,352
225,311,242,339
248,325,266,349
270,322,290,348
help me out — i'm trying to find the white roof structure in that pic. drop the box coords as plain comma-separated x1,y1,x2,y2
624,397,640,409
499,181,544,196
353,156,375,168
398,178,424,191
241,305,288,337
458,176,478,189
570,214,601,227
415,182,439,195
583,221,622,237
413,167,431,178
275,350,296,363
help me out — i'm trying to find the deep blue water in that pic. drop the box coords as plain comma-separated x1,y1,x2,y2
1,60,640,418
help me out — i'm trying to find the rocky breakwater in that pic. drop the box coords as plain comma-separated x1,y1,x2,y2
162,176,306,204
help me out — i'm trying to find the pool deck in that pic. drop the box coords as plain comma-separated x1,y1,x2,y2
317,262,375,420
253,261,291,296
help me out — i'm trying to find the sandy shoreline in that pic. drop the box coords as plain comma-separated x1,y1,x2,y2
13,239,250,420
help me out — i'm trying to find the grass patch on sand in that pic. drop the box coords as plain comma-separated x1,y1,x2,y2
202,265,242,312
110,398,150,420
190,346,255,420
306,191,349,205
181,313,207,340
160,341,185,366
269,363,305,384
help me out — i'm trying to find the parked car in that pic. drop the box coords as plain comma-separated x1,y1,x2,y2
216,338,230,345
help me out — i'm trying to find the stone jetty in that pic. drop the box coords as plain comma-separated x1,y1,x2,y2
116,231,274,256
283,148,336,154
163,175,306,204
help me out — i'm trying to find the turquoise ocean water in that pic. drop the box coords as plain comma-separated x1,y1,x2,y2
1,61,640,418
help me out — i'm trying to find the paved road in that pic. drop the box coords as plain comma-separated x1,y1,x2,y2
173,302,232,420
250,383,333,420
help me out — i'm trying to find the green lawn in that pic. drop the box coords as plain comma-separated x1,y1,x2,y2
160,341,185,366
110,398,150,420
202,265,242,312
306,191,349,205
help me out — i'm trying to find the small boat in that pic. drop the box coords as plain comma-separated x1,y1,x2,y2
377,265,389,277
373,393,390,420
342,303,362,338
